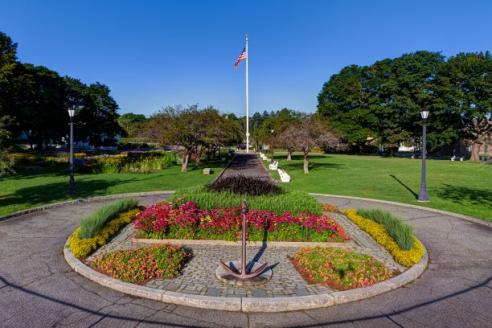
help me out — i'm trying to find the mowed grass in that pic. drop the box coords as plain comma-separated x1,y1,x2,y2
0,164,224,216
271,153,492,222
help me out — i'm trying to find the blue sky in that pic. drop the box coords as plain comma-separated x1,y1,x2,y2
1,0,491,116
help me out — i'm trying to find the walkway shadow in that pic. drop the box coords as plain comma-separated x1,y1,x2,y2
0,273,490,327
389,174,418,199
436,184,492,207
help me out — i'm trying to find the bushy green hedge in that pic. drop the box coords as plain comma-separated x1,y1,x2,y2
356,208,415,250
81,151,176,173
79,199,139,239
171,186,323,216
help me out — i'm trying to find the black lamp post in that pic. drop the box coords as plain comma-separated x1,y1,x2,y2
418,110,429,202
68,108,76,196
270,129,275,163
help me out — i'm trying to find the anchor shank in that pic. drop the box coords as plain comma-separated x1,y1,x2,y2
240,200,248,278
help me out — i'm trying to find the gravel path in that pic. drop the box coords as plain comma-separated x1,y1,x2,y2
0,193,491,327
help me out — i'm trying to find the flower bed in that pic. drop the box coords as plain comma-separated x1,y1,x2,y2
291,247,394,290
89,245,189,284
345,209,425,267
134,201,349,242
68,209,140,259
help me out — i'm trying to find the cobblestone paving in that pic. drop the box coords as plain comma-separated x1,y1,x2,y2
2,193,491,327
88,211,405,298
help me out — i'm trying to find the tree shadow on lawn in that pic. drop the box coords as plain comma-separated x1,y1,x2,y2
435,184,492,208
280,161,344,172
274,154,332,161
0,178,136,210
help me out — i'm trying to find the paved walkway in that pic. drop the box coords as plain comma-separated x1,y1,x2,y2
0,194,491,327
218,153,272,180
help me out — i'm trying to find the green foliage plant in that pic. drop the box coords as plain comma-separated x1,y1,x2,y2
79,199,139,239
356,208,415,250
171,186,322,216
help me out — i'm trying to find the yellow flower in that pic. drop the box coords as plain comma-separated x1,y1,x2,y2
68,209,139,259
344,209,425,267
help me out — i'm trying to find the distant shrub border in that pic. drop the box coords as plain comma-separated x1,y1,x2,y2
344,209,425,267
69,208,140,259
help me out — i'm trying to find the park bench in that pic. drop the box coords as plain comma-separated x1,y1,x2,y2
268,161,278,170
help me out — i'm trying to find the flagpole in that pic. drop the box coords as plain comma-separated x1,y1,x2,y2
245,33,250,153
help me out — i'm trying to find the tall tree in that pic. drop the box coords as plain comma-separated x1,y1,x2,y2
0,31,17,172
140,105,217,172
438,52,492,161
281,117,340,173
317,65,378,151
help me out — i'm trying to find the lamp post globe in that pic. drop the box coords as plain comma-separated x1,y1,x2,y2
418,110,430,202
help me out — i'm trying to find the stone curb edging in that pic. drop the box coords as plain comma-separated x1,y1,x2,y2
0,191,175,223
310,193,492,228
63,238,428,313
131,237,354,249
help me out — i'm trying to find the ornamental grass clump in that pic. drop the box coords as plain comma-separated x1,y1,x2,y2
79,199,139,239
291,247,393,290
69,209,139,259
89,245,190,283
345,209,425,267
208,175,283,196
357,208,414,250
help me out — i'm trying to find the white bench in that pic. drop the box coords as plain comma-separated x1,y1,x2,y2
259,152,270,161
268,161,278,170
278,169,291,183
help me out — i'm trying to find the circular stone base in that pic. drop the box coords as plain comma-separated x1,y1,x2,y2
216,261,272,287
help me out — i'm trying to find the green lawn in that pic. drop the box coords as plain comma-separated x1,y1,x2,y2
1,154,491,222
271,153,491,222
0,164,224,216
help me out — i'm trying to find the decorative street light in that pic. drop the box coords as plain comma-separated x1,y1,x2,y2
418,110,430,202
68,108,76,196
270,129,275,164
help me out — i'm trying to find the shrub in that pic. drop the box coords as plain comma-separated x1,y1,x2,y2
81,151,176,174
79,199,139,239
345,209,425,267
356,208,414,250
209,175,283,196
133,201,349,242
69,209,139,259
292,247,393,290
171,186,323,216
89,245,189,283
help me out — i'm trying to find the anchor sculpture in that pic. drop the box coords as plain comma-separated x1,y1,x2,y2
219,200,268,279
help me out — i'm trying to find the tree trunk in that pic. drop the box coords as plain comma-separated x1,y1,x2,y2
470,142,481,161
195,146,202,167
303,151,309,174
287,150,292,161
181,151,190,172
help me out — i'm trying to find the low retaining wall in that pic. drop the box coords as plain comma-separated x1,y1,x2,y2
64,241,428,313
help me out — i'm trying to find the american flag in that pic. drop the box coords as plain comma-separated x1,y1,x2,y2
233,47,247,68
